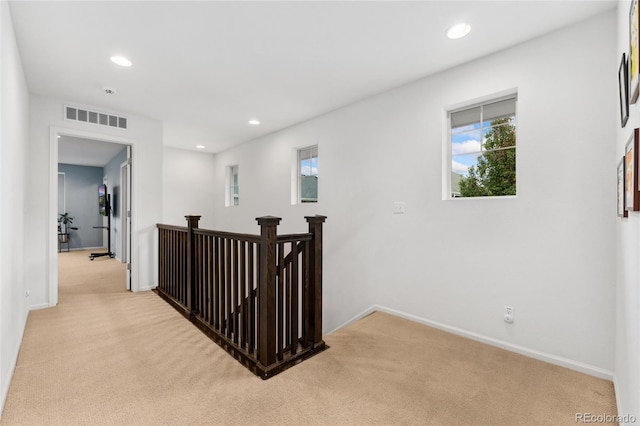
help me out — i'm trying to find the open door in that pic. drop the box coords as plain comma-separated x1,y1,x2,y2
121,146,132,290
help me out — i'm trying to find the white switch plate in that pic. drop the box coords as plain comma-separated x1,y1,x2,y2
393,201,405,214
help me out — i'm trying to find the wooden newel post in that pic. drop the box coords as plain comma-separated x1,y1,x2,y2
305,215,327,348
256,216,281,372
185,215,201,316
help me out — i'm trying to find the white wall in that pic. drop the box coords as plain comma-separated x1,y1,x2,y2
162,147,216,229
616,1,640,422
27,95,163,305
212,12,617,379
0,0,30,414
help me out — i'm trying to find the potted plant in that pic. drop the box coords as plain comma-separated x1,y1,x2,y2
58,213,78,243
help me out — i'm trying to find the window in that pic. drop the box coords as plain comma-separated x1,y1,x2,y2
298,146,318,203
449,95,517,198
225,165,239,206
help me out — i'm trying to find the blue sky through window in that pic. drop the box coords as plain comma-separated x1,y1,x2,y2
301,156,318,176
452,123,481,177
451,117,515,176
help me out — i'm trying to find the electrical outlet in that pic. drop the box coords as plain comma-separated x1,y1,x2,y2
393,201,405,214
504,306,514,324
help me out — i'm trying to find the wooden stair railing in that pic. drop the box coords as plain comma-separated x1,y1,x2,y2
156,215,327,379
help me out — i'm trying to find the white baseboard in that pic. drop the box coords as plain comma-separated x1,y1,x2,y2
136,285,157,293
326,305,378,335
329,304,613,381
28,302,50,311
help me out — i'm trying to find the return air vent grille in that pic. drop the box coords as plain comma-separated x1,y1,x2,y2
64,106,127,129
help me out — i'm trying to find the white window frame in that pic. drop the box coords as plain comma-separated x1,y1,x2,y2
225,165,239,207
443,89,518,200
291,145,318,204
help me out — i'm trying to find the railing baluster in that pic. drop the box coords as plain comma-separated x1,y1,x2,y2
225,238,232,339
240,241,247,349
207,236,215,324
168,230,173,297
282,243,293,351
301,239,310,347
232,240,239,344
214,237,220,330
290,241,298,352
277,241,284,361
220,237,226,333
196,234,201,316
248,242,255,354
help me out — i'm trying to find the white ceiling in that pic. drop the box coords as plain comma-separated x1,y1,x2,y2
9,1,616,155
58,136,127,167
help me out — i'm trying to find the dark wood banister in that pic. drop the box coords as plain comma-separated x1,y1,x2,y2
155,214,327,379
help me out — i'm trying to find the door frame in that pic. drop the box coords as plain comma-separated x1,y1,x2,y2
120,149,132,290
49,126,136,306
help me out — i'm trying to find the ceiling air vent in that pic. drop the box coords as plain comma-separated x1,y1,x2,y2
64,106,127,129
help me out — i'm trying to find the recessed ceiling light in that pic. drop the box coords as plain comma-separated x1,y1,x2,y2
196,145,206,149
110,56,132,67
446,23,471,40
248,119,260,126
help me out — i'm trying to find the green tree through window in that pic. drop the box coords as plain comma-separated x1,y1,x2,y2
458,118,516,197
450,95,516,198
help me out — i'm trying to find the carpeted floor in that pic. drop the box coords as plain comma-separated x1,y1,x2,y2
0,249,617,425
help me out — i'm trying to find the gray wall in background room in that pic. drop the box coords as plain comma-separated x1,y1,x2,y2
58,164,103,250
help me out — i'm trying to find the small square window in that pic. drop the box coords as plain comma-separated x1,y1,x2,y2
448,95,517,198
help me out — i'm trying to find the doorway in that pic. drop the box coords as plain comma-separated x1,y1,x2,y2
50,127,134,306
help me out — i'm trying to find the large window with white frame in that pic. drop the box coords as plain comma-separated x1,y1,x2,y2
225,165,239,206
297,145,318,203
449,94,517,198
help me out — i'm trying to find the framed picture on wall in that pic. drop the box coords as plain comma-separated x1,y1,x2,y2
625,129,640,211
631,0,639,104
619,156,629,217
620,53,630,127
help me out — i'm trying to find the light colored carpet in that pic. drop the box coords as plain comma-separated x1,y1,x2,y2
0,249,616,425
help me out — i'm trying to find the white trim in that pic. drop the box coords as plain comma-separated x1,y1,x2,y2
326,305,378,335
296,144,318,204
49,126,137,306
28,303,49,311
329,304,613,381
224,164,239,207
445,87,518,114
443,88,518,201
